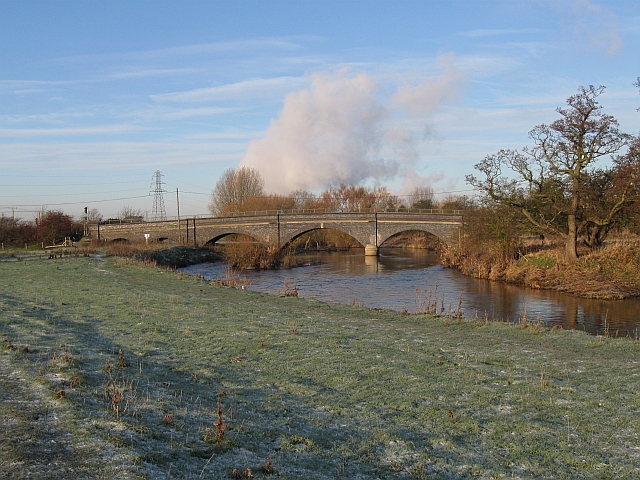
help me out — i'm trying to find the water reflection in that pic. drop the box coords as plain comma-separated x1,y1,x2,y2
180,249,640,336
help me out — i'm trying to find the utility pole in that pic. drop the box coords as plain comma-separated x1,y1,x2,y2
150,170,167,221
176,188,181,243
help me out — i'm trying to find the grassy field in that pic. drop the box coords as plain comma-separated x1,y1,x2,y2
1,254,639,479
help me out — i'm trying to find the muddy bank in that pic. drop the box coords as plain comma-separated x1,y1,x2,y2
129,245,223,269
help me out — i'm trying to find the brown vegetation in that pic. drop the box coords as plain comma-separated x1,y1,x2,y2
222,240,284,270
442,232,640,299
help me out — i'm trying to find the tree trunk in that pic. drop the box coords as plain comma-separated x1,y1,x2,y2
565,213,578,262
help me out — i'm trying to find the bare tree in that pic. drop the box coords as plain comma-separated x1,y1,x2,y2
467,86,630,261
410,186,435,210
436,194,473,211
209,167,265,215
290,189,319,211
370,187,398,211
118,206,145,222
86,208,103,224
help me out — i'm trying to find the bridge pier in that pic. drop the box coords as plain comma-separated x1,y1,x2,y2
364,244,378,256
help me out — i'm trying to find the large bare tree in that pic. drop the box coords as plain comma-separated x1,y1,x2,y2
209,167,265,215
467,86,631,261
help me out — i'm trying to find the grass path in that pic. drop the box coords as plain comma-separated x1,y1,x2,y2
1,255,639,479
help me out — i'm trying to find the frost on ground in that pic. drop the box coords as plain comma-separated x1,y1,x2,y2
1,256,640,479
0,358,138,479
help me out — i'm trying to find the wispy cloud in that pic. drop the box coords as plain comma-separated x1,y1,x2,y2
107,68,199,80
44,38,309,67
161,106,236,120
0,79,75,95
0,111,94,124
151,76,308,103
459,28,544,38
0,125,146,138
566,0,623,55
0,140,244,170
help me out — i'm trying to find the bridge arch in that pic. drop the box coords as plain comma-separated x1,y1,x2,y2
378,229,443,249
203,232,267,247
282,227,365,250
375,214,461,247
378,227,447,248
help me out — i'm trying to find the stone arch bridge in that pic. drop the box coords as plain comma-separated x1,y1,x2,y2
90,211,463,255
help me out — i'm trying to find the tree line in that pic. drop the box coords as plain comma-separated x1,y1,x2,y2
0,206,132,248
0,210,84,248
208,167,468,216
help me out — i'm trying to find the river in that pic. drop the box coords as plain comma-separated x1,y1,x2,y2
179,249,640,336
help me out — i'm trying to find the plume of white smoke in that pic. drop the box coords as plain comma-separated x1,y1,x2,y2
392,54,465,116
240,56,465,194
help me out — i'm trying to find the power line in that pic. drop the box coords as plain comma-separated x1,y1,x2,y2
0,180,146,187
0,194,150,208
0,173,150,178
0,188,148,198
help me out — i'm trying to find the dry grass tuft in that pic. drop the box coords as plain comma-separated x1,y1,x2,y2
280,278,299,297
213,397,227,441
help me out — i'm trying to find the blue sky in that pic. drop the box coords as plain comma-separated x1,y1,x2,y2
1,0,639,220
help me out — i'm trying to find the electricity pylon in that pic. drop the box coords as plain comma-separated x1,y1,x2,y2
151,170,167,221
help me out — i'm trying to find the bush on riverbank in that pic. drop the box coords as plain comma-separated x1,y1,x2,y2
442,233,640,299
221,240,284,269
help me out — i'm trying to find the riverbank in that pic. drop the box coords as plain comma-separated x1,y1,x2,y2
105,243,223,268
1,256,639,478
441,240,640,300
